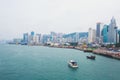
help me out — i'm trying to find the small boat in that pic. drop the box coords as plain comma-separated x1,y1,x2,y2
68,60,78,68
86,55,96,60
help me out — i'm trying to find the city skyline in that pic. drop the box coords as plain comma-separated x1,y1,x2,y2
0,0,120,40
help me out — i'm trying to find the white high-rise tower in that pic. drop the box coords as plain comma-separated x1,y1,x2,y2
108,17,117,44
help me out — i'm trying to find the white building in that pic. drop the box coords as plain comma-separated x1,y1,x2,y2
92,29,96,42
33,35,39,44
108,17,118,44
88,28,92,43
88,28,96,43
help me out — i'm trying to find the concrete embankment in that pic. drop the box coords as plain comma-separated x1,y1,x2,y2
46,45,120,60
93,48,120,60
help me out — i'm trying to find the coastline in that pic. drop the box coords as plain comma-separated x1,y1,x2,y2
45,45,120,60
8,43,120,60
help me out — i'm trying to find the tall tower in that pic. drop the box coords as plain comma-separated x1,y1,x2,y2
30,31,35,43
118,30,120,43
102,25,109,43
108,17,117,44
96,22,103,44
23,33,29,44
31,31,35,36
88,28,93,43
92,29,96,42
96,22,101,38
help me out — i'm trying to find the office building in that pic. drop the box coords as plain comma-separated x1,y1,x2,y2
108,17,118,44
23,33,29,44
101,25,109,43
96,22,103,44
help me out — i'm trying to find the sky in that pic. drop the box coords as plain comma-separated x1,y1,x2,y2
0,0,120,40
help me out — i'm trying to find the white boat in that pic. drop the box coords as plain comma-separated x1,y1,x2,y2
68,60,78,68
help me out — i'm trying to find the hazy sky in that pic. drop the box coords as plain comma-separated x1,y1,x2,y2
0,0,120,40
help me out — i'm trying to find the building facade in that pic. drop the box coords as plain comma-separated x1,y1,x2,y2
23,33,29,44
96,22,103,44
118,30,120,43
108,17,118,44
102,25,109,43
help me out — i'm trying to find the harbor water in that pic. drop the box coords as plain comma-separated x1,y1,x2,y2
0,44,120,80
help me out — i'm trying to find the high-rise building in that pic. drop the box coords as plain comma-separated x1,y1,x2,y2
96,22,103,44
42,35,49,43
33,35,40,44
118,30,120,43
36,34,41,44
88,28,92,43
88,28,96,43
96,22,101,38
108,17,118,44
92,29,96,42
23,33,29,44
31,31,35,36
88,28,93,43
30,31,35,43
101,25,109,43
50,32,57,42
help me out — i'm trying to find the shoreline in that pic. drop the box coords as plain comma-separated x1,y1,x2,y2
46,45,120,60
8,44,120,60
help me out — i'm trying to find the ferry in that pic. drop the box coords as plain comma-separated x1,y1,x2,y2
68,60,78,68
86,55,96,60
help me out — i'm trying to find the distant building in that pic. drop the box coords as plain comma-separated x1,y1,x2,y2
62,32,88,43
31,31,35,36
23,33,29,44
13,38,22,44
33,35,39,44
96,22,101,38
101,25,109,43
42,35,49,43
50,32,57,42
79,37,88,44
88,28,96,43
92,29,96,42
36,34,41,44
118,30,120,43
88,28,92,43
96,22,103,44
108,17,118,44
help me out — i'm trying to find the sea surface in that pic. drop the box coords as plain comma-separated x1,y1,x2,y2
0,44,120,80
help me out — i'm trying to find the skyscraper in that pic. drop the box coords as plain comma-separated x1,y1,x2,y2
88,28,96,43
31,31,35,36
96,22,101,38
92,29,96,42
108,17,117,44
102,25,109,43
96,22,103,44
88,28,92,43
30,31,35,43
118,30,120,43
23,33,29,44
36,34,41,44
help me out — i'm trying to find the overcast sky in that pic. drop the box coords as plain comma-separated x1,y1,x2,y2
0,0,120,40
